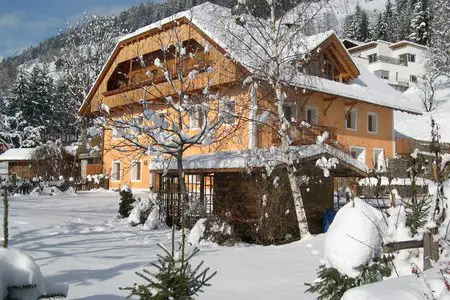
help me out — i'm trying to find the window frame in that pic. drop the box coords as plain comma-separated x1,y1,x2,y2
220,98,237,125
189,107,205,130
131,160,142,182
350,146,366,164
111,161,122,182
305,106,319,126
367,112,379,134
408,53,416,63
345,108,357,131
373,148,386,171
368,53,377,64
410,75,418,83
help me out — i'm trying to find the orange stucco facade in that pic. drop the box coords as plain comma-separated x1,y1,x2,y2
83,19,397,190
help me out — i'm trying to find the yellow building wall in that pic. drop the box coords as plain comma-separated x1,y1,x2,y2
91,20,396,189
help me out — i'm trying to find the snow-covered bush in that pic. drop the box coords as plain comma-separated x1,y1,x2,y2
127,192,165,228
306,199,391,299
0,248,68,299
188,216,237,246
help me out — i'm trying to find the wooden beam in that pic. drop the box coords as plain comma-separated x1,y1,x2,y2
323,98,335,116
383,240,424,252
345,103,357,119
324,96,337,102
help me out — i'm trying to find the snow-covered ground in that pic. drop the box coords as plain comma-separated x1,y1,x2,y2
395,78,450,142
1,191,325,299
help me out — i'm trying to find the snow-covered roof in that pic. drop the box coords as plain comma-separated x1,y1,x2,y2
81,2,420,115
0,148,36,162
285,62,422,114
151,144,368,175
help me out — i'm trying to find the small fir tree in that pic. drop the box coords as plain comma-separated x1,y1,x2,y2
119,187,135,218
120,244,216,299
404,150,431,235
305,260,392,300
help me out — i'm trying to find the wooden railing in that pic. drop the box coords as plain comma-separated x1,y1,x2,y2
272,123,348,152
104,53,210,97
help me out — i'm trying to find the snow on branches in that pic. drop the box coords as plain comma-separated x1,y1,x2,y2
0,112,42,148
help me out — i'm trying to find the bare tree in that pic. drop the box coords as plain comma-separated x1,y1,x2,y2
211,0,332,238
418,68,440,112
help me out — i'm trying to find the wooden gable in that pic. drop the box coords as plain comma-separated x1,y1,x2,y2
80,17,247,116
300,34,360,83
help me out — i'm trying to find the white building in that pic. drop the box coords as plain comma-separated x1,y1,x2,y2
347,40,428,91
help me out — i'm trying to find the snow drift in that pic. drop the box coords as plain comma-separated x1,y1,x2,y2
0,248,68,299
325,198,383,277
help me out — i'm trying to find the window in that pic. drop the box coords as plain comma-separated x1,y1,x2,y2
408,53,416,63
346,108,357,130
368,53,377,63
283,102,297,122
350,147,366,164
410,75,418,83
306,106,318,125
112,161,122,182
373,149,386,171
367,112,378,133
374,70,389,80
189,107,205,129
131,161,142,182
220,99,236,125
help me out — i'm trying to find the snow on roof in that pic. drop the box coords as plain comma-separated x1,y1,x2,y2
151,144,367,174
286,62,422,114
0,148,36,162
82,2,420,115
389,40,428,50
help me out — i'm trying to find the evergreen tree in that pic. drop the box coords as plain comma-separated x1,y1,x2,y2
343,14,358,40
374,12,388,41
394,0,413,40
356,7,370,42
409,0,432,45
426,0,450,77
120,245,216,299
118,187,135,218
344,5,370,42
383,0,396,42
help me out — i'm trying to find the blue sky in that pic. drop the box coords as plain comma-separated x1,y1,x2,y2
0,0,147,60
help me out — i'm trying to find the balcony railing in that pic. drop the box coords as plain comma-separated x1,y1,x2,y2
272,123,349,152
370,55,407,66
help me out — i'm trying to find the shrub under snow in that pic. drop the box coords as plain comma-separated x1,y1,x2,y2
187,216,236,246
325,198,383,277
0,248,68,299
127,192,164,229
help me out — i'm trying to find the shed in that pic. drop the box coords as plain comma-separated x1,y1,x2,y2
0,148,36,178
150,144,368,240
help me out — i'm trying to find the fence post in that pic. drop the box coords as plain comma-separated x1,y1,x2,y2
3,186,8,248
423,226,439,270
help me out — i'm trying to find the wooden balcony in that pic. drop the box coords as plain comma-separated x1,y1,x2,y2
272,123,348,152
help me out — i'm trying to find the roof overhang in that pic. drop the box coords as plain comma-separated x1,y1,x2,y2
150,144,368,177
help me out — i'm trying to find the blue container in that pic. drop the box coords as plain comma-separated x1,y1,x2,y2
322,209,337,233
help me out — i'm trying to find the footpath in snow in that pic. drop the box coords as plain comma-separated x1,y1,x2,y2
2,191,324,300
